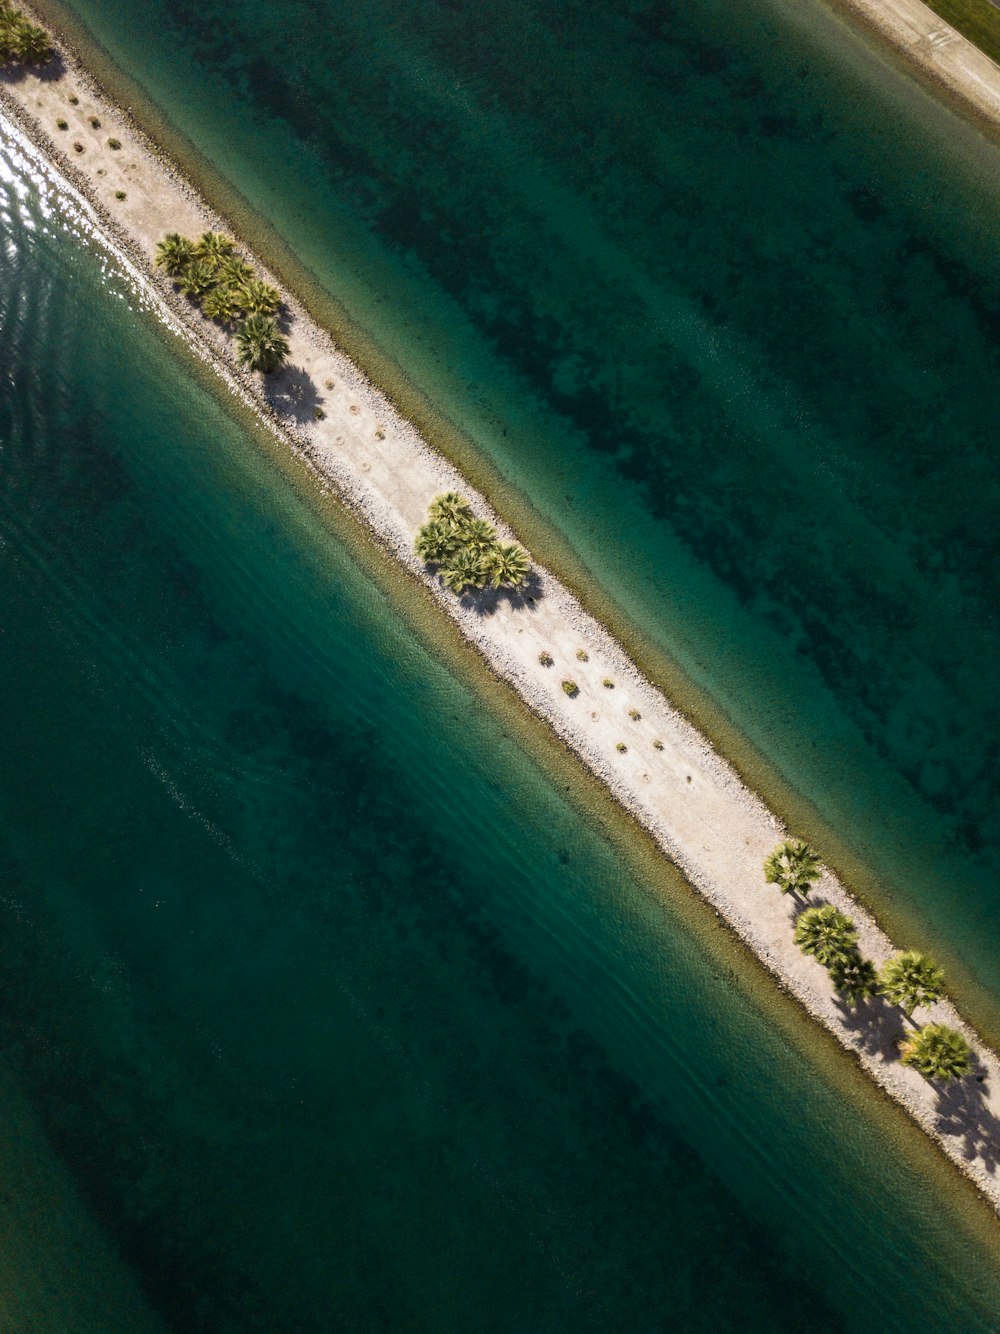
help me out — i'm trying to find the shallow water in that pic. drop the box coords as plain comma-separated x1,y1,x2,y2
41,0,1000,1036
3,121,1000,1331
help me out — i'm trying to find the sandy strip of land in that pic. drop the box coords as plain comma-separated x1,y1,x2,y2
827,0,1000,128
2,21,1000,1213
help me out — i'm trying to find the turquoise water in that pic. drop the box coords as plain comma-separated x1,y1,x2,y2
4,123,1000,1330
42,0,1000,1032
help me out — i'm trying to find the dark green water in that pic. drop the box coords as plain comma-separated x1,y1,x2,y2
3,122,1000,1330
41,0,1000,1033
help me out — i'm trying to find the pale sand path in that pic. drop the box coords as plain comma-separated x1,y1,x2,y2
826,0,1000,126
2,17,1000,1214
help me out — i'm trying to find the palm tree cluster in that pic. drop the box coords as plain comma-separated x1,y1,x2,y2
0,2,52,65
154,231,288,374
766,840,973,1081
414,493,531,594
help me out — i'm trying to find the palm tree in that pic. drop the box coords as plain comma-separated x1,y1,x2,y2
154,232,196,277
177,259,218,301
442,551,489,594
201,282,245,325
194,231,235,268
878,951,945,1020
216,255,255,291
763,839,822,897
235,315,289,374
794,905,857,967
461,517,499,552
429,492,473,526
237,278,281,317
9,17,51,64
900,1023,972,1082
414,520,462,564
487,542,531,588
828,950,878,1005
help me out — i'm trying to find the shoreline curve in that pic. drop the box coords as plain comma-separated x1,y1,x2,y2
3,13,1000,1218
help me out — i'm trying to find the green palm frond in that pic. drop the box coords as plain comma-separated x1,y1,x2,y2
487,542,531,588
154,232,196,277
794,905,857,967
763,839,822,896
878,951,945,1018
216,255,255,291
441,551,489,594
237,278,282,316
235,314,289,374
828,950,878,1005
461,517,499,552
201,282,245,325
900,1023,972,1082
429,492,473,526
177,259,218,300
194,231,236,267
415,520,463,565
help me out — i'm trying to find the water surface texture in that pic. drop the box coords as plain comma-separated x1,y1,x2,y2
43,0,1000,1031
4,124,1000,1330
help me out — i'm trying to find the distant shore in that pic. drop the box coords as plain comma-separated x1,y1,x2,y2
4,10,1000,1215
828,0,1000,133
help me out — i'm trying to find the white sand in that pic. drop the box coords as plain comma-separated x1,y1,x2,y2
826,0,1000,126
3,7,1000,1215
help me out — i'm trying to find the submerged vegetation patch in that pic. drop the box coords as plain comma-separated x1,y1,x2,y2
155,231,289,374
415,492,531,594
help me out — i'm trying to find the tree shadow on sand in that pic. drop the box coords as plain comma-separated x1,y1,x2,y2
934,1064,1000,1173
263,364,322,423
832,992,904,1060
454,567,545,616
0,52,65,85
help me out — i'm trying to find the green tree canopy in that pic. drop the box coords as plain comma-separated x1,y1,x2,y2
900,1023,972,1082
154,232,196,277
236,314,289,374
195,231,235,267
0,10,52,64
794,905,858,967
177,259,218,300
461,517,499,552
238,278,281,317
487,543,531,588
878,951,945,1019
415,520,463,565
442,550,490,594
763,839,822,896
201,283,245,325
828,950,878,1005
429,492,473,526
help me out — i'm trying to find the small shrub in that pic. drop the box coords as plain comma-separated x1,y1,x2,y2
538,651,553,667
616,742,627,753
56,118,68,130
652,740,664,751
628,708,641,721
108,137,121,150
89,116,100,128
114,190,126,200
561,680,578,697
68,95,79,105
73,142,84,153
602,678,614,689
313,406,326,420
576,649,589,662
